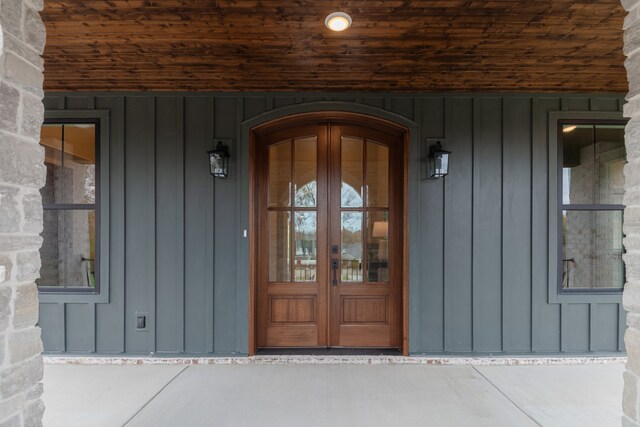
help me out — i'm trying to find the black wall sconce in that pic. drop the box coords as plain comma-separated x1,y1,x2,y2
208,139,231,178
427,140,451,179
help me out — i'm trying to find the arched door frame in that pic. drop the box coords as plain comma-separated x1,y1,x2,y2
242,103,418,356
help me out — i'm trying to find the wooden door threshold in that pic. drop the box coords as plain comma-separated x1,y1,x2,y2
256,348,403,356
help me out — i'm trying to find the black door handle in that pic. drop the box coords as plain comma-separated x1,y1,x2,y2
331,259,339,286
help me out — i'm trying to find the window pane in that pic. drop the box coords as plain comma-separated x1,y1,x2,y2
366,211,389,282
268,140,291,207
341,212,363,282
269,211,290,282
562,210,624,289
294,212,316,282
37,209,96,288
366,141,389,208
63,124,96,204
294,137,317,207
562,124,625,205
40,124,96,205
341,137,363,207
41,124,63,204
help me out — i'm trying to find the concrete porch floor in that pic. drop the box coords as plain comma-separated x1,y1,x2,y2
42,362,624,427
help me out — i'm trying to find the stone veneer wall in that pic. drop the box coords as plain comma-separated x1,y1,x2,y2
0,0,46,426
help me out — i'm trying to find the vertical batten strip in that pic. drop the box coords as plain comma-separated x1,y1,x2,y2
502,97,533,352
441,97,446,352
408,98,422,353
177,96,186,353
529,97,534,353
122,96,128,353
417,97,445,352
443,97,474,352
89,303,96,353
442,99,450,351
149,96,157,354
619,304,627,352
531,97,540,352
237,97,251,354
59,302,66,352
589,303,596,352
560,303,567,352
470,98,475,352
472,97,503,352
207,97,215,354
530,97,563,352
500,98,505,353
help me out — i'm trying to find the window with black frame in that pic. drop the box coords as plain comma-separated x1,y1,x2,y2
37,121,99,292
559,122,626,292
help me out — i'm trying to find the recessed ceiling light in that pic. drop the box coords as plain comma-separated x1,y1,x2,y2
325,12,352,32
563,125,577,133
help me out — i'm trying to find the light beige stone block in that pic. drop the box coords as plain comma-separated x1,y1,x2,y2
12,284,38,331
8,328,42,364
0,357,42,400
625,371,639,421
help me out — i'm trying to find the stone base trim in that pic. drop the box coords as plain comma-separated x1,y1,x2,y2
44,355,627,366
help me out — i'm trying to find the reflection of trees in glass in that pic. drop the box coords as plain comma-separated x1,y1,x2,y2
294,212,316,257
341,212,362,260
295,181,317,207
294,211,316,282
341,183,362,207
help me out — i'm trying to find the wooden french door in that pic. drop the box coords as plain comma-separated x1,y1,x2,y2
255,120,403,349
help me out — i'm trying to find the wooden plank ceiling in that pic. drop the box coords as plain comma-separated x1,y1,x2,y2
42,0,627,93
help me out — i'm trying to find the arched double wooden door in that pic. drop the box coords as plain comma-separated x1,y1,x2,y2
253,117,405,350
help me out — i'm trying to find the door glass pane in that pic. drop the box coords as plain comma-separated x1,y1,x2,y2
562,124,625,205
341,137,363,207
294,212,317,282
341,212,363,282
366,141,389,208
294,137,317,207
562,209,624,289
37,209,96,288
269,211,291,282
269,140,291,207
367,211,389,282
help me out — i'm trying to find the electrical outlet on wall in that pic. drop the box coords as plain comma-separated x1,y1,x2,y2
135,312,148,331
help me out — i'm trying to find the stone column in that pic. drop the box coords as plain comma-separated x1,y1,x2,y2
0,0,46,426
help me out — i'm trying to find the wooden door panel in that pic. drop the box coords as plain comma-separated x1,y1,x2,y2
339,325,392,347
270,297,316,323
267,325,319,347
342,297,388,324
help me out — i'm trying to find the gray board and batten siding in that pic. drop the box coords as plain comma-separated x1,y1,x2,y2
39,93,626,356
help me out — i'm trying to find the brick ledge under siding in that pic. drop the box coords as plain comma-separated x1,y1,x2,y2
43,355,627,366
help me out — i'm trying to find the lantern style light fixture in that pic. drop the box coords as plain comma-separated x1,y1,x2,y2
208,140,231,178
372,221,389,262
427,140,451,179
